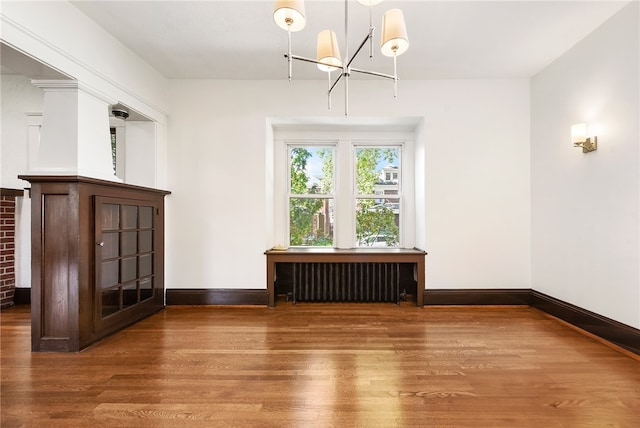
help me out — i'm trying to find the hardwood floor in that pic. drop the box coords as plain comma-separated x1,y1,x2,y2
1,303,639,427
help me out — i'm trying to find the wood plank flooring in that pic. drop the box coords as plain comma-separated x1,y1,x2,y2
1,303,639,427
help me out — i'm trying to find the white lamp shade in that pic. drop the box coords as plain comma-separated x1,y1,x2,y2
356,0,384,6
380,9,409,57
274,0,306,32
316,30,342,72
571,123,587,143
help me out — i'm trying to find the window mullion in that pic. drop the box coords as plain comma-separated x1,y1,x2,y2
332,139,352,248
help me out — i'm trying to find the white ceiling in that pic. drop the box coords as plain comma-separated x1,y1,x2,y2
66,0,630,80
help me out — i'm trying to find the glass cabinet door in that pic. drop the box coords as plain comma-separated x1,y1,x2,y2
95,197,157,319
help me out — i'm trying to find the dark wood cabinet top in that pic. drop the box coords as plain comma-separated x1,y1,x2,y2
18,175,171,196
265,247,427,256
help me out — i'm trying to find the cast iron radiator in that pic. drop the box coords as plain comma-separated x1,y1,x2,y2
292,262,400,303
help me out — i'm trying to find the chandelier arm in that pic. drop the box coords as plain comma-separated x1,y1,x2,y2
328,72,344,95
345,71,349,117
287,25,292,81
286,54,338,70
368,5,373,59
393,52,398,98
346,30,374,69
327,72,332,110
350,68,396,80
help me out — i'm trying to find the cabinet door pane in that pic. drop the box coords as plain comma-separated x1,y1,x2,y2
102,288,120,317
122,205,138,229
101,260,119,289
140,277,153,301
139,254,153,277
102,204,120,230
122,282,138,308
139,231,152,253
121,257,137,283
102,232,119,260
121,231,137,256
139,206,153,229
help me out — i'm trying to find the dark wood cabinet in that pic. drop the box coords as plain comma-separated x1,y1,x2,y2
19,175,170,352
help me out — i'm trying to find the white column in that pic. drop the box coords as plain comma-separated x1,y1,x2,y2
30,80,120,182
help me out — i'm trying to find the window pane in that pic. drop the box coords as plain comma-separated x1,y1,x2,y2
110,127,117,174
355,198,400,247
355,147,400,195
289,198,334,246
289,147,333,195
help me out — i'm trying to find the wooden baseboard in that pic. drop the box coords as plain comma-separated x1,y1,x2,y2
13,287,640,355
14,288,31,305
13,288,269,307
165,289,267,306
530,290,640,355
423,289,532,306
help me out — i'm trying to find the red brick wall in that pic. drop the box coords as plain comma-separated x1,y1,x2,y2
0,196,16,309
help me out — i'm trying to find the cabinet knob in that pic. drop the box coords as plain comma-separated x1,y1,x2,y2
97,242,104,247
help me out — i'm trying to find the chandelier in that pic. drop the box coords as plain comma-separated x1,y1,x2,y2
273,0,409,117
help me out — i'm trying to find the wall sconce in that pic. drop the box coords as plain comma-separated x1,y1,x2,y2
571,123,597,153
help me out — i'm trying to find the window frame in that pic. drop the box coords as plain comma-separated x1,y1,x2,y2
353,144,403,248
273,129,415,249
287,144,336,246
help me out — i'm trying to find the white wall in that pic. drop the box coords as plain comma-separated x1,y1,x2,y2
124,121,157,188
166,78,531,290
531,2,639,328
423,80,531,289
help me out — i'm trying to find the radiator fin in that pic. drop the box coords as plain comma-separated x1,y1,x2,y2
292,262,400,303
